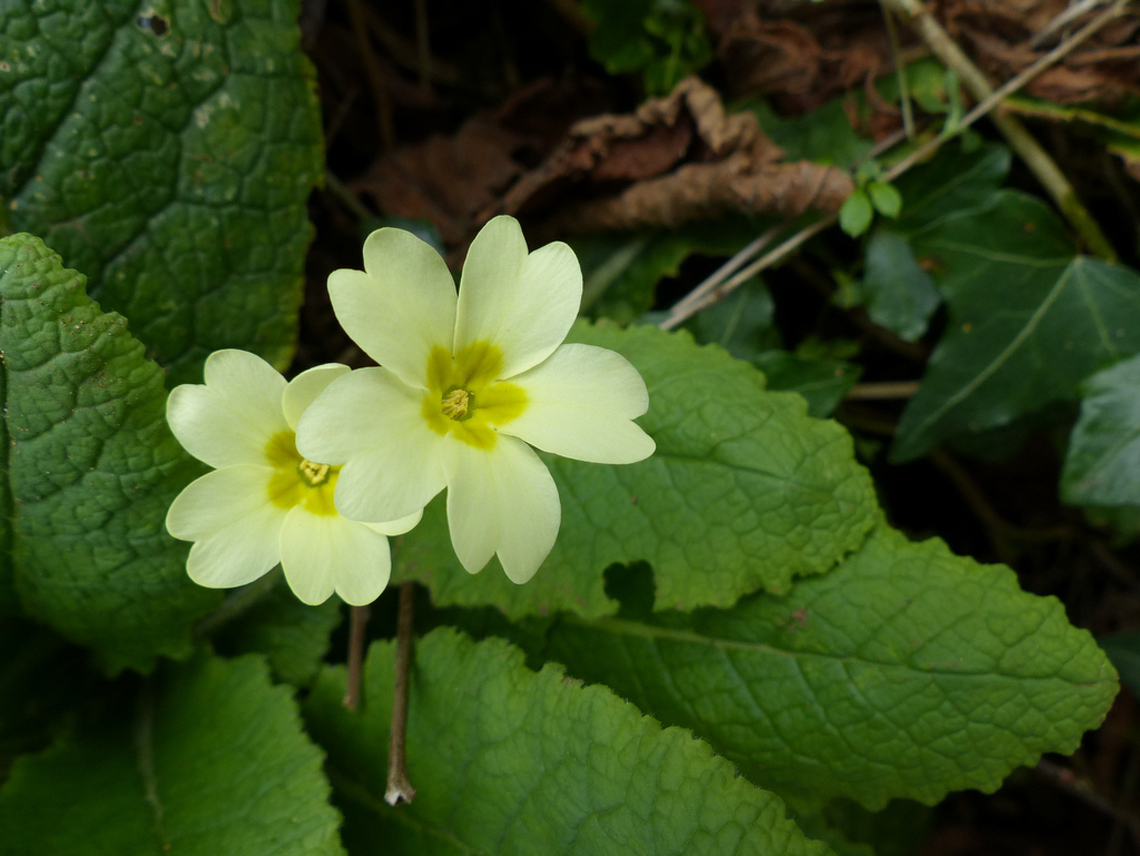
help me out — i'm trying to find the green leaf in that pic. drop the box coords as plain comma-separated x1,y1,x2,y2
1061,355,1140,507
686,281,781,364
0,653,344,855
0,0,323,382
753,350,862,418
839,190,874,237
893,191,1140,462
394,321,878,618
891,143,1010,232
0,619,91,784
580,0,711,94
1099,631,1140,697
574,219,768,324
1,234,217,672
214,581,343,687
748,98,874,170
860,230,941,343
867,183,901,219
543,524,1119,809
304,628,833,856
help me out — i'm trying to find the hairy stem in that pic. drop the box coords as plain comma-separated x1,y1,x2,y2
385,582,417,805
343,604,371,711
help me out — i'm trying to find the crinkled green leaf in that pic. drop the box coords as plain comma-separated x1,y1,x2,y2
214,580,343,687
1099,631,1140,698
893,191,1140,461
0,0,323,382
304,628,833,856
544,524,1118,809
0,234,217,672
0,653,344,855
860,231,940,343
394,321,878,618
1061,354,1140,507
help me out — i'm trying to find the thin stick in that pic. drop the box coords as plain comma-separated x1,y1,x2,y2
385,581,417,805
880,3,915,139
343,604,370,711
883,0,1130,186
1028,0,1110,48
660,0,1129,330
845,380,922,400
1036,758,1140,850
659,226,781,329
882,0,1124,260
661,218,834,330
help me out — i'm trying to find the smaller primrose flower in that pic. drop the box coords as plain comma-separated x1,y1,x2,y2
296,215,655,584
165,350,420,606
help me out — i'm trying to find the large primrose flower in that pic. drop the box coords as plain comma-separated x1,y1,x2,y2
166,350,420,605
295,215,655,584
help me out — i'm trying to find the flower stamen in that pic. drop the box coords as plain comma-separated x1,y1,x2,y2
298,459,332,486
441,388,471,420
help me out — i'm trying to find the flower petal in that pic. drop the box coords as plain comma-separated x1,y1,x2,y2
364,508,423,537
330,228,457,390
501,343,656,464
166,465,287,589
280,508,392,606
454,216,582,379
167,349,289,469
296,368,447,521
282,363,351,430
442,435,561,583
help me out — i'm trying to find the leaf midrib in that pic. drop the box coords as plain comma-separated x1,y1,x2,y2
562,614,1097,684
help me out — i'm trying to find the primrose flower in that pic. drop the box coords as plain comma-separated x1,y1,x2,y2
296,215,655,584
165,350,421,606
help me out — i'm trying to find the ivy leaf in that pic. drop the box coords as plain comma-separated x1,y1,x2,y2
1061,354,1140,507
860,231,941,343
0,653,344,855
0,0,323,382
393,322,878,618
213,581,343,687
891,143,1010,231
0,234,217,672
544,524,1119,809
304,628,833,856
893,191,1140,462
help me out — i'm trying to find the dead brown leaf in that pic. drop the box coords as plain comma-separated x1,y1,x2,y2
503,77,852,236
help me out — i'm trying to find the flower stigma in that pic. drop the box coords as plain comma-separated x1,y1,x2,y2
420,342,527,450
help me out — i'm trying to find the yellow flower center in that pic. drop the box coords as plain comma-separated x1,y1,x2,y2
421,342,527,450
264,430,340,515
440,388,471,420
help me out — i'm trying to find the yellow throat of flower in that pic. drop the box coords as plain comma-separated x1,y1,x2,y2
421,342,526,450
265,430,340,515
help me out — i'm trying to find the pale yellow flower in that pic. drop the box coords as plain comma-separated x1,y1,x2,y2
165,350,420,605
296,215,654,584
